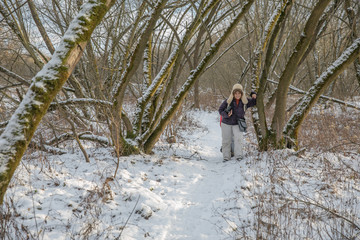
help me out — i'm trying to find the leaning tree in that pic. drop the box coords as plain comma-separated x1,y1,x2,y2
0,0,116,204
249,0,360,150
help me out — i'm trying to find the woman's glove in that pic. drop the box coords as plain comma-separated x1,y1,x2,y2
250,91,257,99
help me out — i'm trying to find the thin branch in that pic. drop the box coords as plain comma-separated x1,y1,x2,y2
290,196,360,231
0,0,28,24
0,65,31,86
203,29,254,73
267,79,360,111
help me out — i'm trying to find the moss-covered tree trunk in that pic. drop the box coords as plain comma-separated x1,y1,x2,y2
270,0,331,147
284,38,360,148
0,0,115,205
110,0,167,154
251,0,293,151
143,0,255,153
134,0,222,143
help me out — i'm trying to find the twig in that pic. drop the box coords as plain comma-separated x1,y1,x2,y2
29,180,40,240
337,157,360,177
204,30,254,73
284,193,360,231
0,83,23,90
116,195,141,240
0,1,29,24
59,105,90,162
290,147,306,157
113,149,120,179
312,141,359,157
267,79,360,111
71,123,90,163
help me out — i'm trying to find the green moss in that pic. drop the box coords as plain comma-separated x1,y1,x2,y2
257,136,268,151
126,131,137,140
121,140,139,156
55,65,68,72
267,130,287,149
77,16,89,26
64,39,75,49
31,82,47,96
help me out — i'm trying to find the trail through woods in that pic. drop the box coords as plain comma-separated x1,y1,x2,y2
4,110,360,239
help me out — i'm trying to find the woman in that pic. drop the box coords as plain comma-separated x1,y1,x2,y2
218,83,256,162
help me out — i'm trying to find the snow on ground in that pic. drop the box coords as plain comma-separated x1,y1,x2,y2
2,110,360,239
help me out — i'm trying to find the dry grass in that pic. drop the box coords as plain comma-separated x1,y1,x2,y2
221,150,360,240
299,103,360,153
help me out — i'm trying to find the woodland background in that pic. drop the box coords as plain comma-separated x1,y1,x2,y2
0,0,360,233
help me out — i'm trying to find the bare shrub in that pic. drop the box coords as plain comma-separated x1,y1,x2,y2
299,103,360,153
0,199,33,240
222,150,360,239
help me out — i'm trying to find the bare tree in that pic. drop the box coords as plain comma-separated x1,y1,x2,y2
142,0,255,153
0,0,116,204
246,0,360,150
270,0,331,145
344,0,360,87
284,38,360,147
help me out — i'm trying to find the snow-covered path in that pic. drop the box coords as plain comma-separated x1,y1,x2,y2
7,110,254,240
155,160,242,240
6,110,360,239
121,111,251,239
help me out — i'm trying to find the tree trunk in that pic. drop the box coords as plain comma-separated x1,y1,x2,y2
271,0,331,147
0,3,44,67
192,2,219,110
0,0,115,205
110,0,167,152
28,0,55,54
298,0,343,67
134,0,221,140
251,0,293,151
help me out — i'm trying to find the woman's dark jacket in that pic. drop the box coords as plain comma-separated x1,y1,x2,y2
219,98,256,125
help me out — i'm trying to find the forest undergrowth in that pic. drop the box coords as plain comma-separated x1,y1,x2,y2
0,98,359,240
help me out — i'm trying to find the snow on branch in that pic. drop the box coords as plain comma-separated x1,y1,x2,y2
267,79,360,111
45,131,110,146
28,141,67,155
1,99,112,130
142,0,255,152
51,98,113,108
0,0,115,204
0,121,8,129
79,134,111,146
284,37,360,135
0,65,31,86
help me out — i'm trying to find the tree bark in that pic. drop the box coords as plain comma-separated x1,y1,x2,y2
0,65,31,86
28,0,55,54
0,0,115,205
110,0,167,152
271,0,331,146
344,0,360,87
0,2,44,67
193,2,219,109
251,0,293,151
